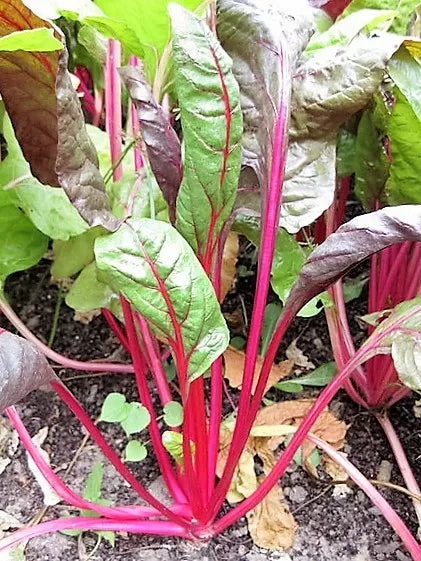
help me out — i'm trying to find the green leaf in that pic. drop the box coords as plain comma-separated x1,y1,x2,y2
162,430,186,464
100,393,128,423
294,362,337,387
98,531,115,547
391,332,421,391
95,219,229,382
51,227,104,279
261,303,283,357
125,440,148,462
386,88,421,205
341,0,419,34
0,28,62,52
163,401,183,427
121,403,150,436
336,129,356,178
170,4,242,258
65,262,121,317
94,0,204,78
343,275,368,303
0,115,88,241
388,45,421,122
305,9,396,55
234,216,327,317
275,381,304,394
83,463,103,503
354,107,390,210
0,205,48,283
82,16,145,59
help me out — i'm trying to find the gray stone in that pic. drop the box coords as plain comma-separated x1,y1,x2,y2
289,485,308,503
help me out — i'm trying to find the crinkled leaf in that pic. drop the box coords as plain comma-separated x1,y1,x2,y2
163,401,184,427
125,440,147,462
354,107,390,210
0,28,62,51
285,206,421,317
368,297,421,341
391,333,421,392
0,0,62,186
55,48,120,230
0,115,88,240
120,66,182,223
388,45,421,122
121,403,150,436
170,4,242,258
0,0,118,231
100,393,129,423
218,0,313,192
385,87,421,205
341,0,419,34
304,8,397,55
0,331,56,413
95,219,229,381
65,262,121,317
0,206,48,283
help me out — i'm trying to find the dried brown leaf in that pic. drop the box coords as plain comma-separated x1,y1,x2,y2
286,339,315,370
246,479,297,551
221,232,239,300
224,347,293,395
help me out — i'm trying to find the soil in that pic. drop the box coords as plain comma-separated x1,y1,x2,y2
0,257,420,561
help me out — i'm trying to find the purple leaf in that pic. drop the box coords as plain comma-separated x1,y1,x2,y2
55,49,120,230
0,330,56,413
119,66,182,224
217,0,314,194
0,0,119,231
285,205,421,317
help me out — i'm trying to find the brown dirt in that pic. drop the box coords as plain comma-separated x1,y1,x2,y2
0,259,419,561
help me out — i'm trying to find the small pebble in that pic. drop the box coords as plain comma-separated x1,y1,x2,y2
289,485,308,503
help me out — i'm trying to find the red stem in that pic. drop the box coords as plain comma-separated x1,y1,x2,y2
0,297,134,373
120,298,186,504
51,380,187,527
0,518,189,553
101,308,130,352
129,55,143,171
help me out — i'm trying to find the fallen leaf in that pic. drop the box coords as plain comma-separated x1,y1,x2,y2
414,399,421,418
377,460,393,483
255,398,346,475
286,339,315,370
221,232,239,300
246,479,297,551
224,347,293,395
74,309,101,324
322,455,349,482
0,510,22,539
0,416,19,476
26,427,61,506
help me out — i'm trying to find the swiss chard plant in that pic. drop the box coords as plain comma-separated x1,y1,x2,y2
0,0,420,558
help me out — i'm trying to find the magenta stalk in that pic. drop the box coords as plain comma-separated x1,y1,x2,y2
51,380,188,527
376,413,421,536
308,434,421,559
105,39,123,182
0,518,189,554
0,296,134,373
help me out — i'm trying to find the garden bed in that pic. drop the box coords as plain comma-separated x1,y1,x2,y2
0,261,418,561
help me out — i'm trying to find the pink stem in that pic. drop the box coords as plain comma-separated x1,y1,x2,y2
0,297,134,373
377,243,411,310
51,380,188,527
6,407,189,521
308,434,421,560
212,306,420,531
120,299,186,504
134,313,173,405
207,357,223,499
93,86,103,128
129,55,143,171
376,413,421,534
105,39,123,182
0,518,189,553
101,308,130,352
213,41,291,517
